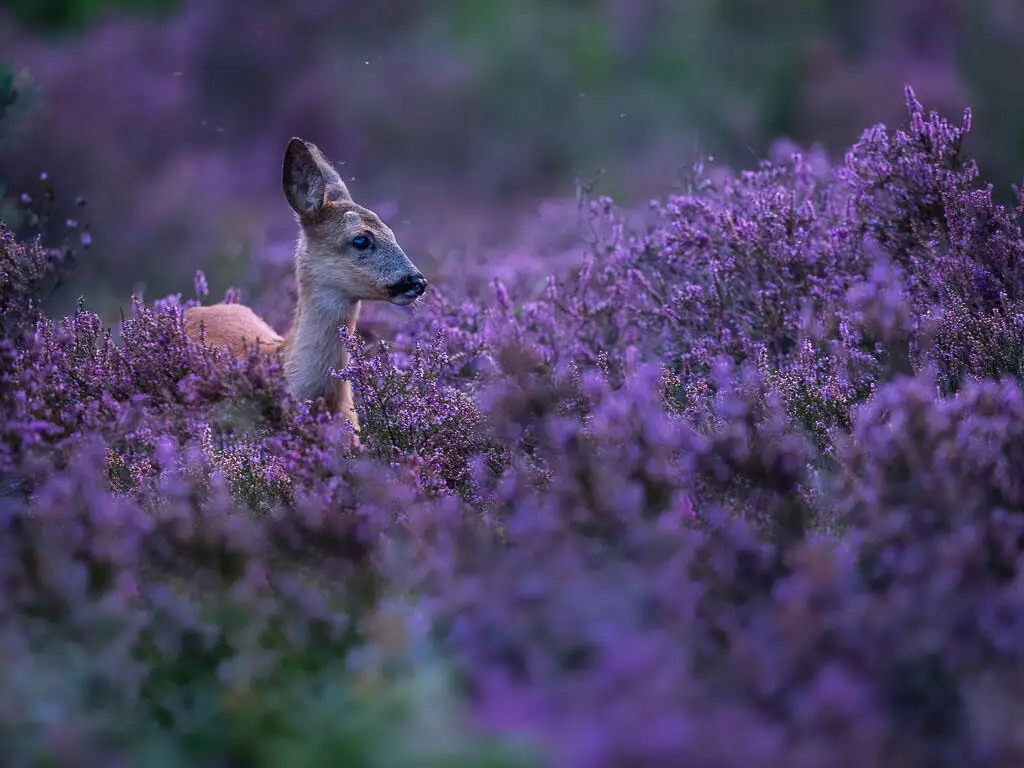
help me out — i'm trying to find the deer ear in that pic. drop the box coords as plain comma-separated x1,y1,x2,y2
283,138,325,220
301,140,352,203
283,137,351,220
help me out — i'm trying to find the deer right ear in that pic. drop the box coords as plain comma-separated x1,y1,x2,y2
283,137,327,221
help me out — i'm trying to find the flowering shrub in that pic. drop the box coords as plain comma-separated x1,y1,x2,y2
3,85,1024,765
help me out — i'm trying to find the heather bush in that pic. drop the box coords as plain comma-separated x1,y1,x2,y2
4,87,1024,764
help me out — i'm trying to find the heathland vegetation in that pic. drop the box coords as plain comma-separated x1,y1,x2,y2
4,83,1024,765
4,2,1024,764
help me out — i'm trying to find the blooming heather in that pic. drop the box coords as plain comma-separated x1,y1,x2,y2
1,85,1024,765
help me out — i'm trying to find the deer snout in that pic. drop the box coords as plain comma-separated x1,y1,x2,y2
388,273,428,305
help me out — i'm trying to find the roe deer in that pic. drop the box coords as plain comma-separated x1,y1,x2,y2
183,137,428,444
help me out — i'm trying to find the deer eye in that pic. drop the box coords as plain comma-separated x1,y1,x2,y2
351,234,374,251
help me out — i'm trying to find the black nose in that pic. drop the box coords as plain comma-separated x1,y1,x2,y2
388,273,428,298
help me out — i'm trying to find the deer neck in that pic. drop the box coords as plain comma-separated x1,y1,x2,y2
282,280,361,411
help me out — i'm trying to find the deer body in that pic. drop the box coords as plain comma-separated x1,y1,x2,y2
183,137,427,443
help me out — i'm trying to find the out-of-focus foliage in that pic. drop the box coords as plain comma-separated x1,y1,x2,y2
4,87,1024,764
0,64,39,153
3,0,180,33
1,0,1022,327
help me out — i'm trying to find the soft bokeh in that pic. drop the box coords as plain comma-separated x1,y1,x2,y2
3,0,1024,324
5,3,1024,766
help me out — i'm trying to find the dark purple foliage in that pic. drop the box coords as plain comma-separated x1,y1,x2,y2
2,86,1024,765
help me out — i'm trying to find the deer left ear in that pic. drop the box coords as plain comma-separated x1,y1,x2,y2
283,137,327,221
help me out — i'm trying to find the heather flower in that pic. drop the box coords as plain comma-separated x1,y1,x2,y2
193,268,209,299
3,85,1024,764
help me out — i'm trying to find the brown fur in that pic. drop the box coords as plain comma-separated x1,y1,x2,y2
183,304,284,358
183,137,427,446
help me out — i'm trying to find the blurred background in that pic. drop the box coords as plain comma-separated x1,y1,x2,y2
1,0,1022,327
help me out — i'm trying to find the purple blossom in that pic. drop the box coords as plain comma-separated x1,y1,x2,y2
193,269,209,300
1,87,1024,764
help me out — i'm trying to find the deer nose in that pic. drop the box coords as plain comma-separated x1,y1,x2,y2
388,273,428,298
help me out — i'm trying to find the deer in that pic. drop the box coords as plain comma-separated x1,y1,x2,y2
183,137,428,446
